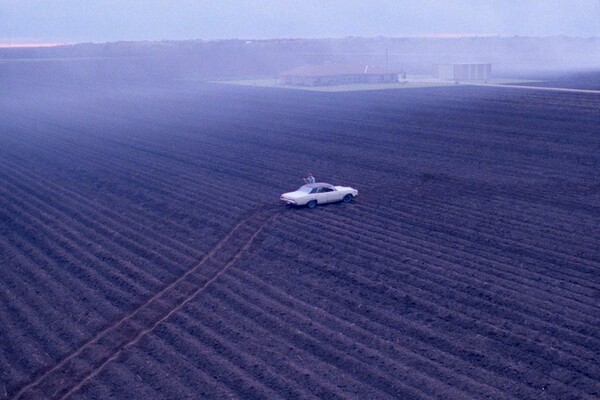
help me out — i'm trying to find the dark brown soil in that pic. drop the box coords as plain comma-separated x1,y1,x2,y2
1,71,599,399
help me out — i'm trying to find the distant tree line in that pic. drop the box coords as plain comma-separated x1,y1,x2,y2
1,37,598,81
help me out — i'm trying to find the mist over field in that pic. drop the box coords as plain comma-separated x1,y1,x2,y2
1,2,600,400
1,1,600,85
2,36,600,79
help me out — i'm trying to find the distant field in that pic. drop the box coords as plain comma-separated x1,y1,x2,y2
210,76,541,92
1,75,599,399
211,77,453,92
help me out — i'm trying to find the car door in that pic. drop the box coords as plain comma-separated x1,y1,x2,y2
319,186,337,203
309,187,320,203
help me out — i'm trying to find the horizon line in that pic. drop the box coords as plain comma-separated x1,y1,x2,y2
0,42,69,49
1,33,597,48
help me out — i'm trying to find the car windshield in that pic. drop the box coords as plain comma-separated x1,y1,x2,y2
297,185,312,193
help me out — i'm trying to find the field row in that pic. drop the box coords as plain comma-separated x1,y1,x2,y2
13,209,279,399
2,81,599,399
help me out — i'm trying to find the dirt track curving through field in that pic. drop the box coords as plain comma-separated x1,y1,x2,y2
2,76,599,399
12,208,281,400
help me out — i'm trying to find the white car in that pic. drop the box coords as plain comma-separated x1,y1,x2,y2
280,182,358,208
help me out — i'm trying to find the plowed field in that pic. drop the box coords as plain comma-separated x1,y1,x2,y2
1,77,599,399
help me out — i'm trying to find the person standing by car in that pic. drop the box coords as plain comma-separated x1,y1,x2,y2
304,173,315,184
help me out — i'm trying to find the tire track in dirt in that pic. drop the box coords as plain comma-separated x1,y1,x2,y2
12,208,281,400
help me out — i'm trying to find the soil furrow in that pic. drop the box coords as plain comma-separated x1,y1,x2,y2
220,268,516,400
179,291,380,399
206,279,433,400
326,207,600,316
11,210,278,400
280,215,600,344
255,224,600,393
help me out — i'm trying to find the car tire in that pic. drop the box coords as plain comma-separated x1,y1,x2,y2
307,200,317,209
343,194,353,203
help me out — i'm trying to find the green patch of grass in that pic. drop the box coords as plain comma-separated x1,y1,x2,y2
206,77,544,92
208,78,456,92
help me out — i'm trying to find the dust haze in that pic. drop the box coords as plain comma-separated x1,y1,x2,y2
1,1,599,87
1,36,599,88
2,3,600,400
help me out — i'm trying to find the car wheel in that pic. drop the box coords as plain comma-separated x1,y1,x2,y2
343,194,353,203
307,200,317,209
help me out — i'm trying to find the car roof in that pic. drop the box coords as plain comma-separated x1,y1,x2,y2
304,182,334,188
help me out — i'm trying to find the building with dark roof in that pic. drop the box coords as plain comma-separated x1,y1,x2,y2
279,64,399,86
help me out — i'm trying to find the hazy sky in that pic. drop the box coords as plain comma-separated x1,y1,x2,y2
1,0,599,45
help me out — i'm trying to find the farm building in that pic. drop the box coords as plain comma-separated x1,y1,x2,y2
434,63,492,81
279,64,399,86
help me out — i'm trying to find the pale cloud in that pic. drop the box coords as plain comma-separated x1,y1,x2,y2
0,0,598,44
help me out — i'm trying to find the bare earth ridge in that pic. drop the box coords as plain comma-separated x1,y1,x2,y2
1,76,599,399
